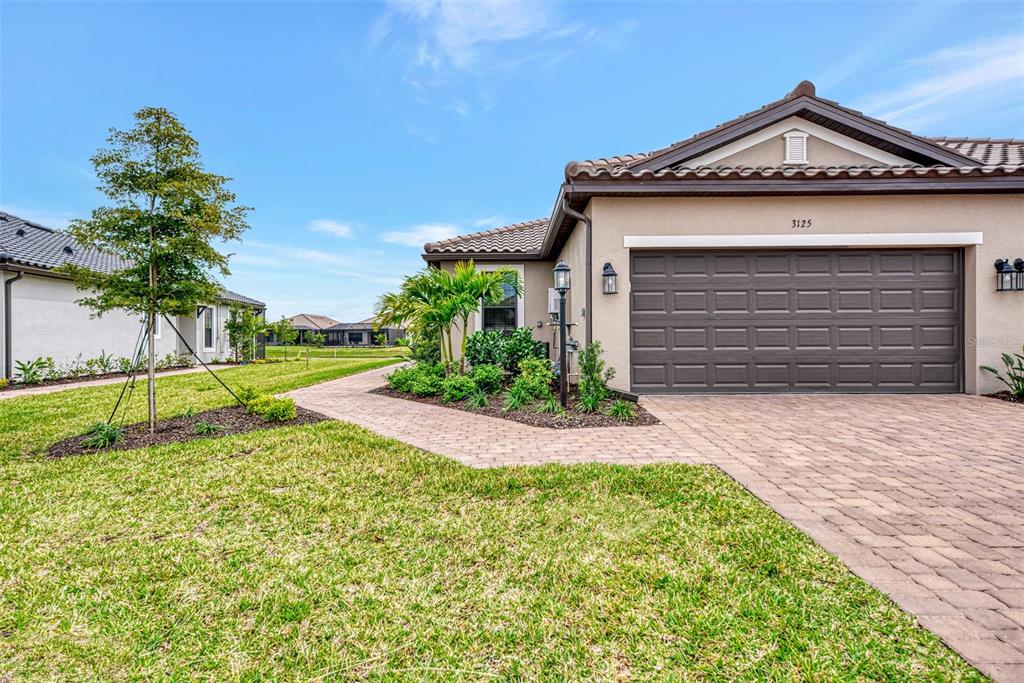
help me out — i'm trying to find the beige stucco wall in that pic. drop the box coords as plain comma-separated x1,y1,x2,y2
707,134,881,168
580,194,1023,394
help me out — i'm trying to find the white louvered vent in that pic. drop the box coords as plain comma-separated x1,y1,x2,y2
784,130,808,164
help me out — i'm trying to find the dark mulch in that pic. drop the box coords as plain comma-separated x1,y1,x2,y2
48,405,329,457
0,365,215,393
371,386,660,429
985,391,1023,404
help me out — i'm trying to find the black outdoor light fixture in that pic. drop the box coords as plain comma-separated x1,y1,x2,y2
553,260,571,407
602,262,618,294
994,258,1024,292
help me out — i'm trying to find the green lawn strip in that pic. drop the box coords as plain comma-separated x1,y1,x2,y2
0,421,982,681
265,345,409,360
0,358,398,458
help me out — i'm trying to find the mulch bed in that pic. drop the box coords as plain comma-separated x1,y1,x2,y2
48,405,329,457
0,365,217,393
371,386,660,429
985,391,1023,404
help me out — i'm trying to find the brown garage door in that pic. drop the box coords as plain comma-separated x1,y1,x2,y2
630,249,963,393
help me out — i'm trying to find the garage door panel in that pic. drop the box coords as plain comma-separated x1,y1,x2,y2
630,249,962,393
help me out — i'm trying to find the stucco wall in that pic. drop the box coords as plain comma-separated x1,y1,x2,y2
6,273,179,374
583,194,1023,394
709,134,880,168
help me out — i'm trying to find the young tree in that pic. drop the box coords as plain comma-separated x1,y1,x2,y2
305,331,325,369
272,316,298,360
225,305,266,362
63,107,250,431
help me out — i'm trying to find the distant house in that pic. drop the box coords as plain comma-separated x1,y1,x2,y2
325,317,404,346
0,212,265,380
276,314,403,346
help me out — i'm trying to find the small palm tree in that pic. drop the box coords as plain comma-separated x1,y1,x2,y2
450,261,521,373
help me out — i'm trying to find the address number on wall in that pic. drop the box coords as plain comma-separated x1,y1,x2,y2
791,219,813,229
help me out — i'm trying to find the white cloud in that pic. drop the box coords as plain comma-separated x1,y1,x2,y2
309,219,353,238
381,223,460,247
850,33,1024,132
472,215,507,228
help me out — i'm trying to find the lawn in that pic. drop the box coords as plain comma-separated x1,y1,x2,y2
0,380,982,680
265,345,409,360
0,357,399,458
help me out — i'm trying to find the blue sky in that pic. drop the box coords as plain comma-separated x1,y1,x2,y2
2,0,1022,321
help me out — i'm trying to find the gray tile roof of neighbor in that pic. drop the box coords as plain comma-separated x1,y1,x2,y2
287,314,341,330
0,211,265,307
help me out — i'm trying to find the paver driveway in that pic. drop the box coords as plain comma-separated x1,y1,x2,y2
290,367,1024,681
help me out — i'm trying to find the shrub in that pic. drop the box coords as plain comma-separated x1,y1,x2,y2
982,346,1024,397
465,330,505,369
606,399,636,421
466,389,489,409
516,357,555,399
14,357,48,385
578,342,615,405
502,381,532,412
470,363,504,394
410,374,443,396
247,396,297,422
501,327,547,375
441,373,476,403
82,422,123,449
194,420,223,435
235,384,261,406
0,378,8,389
177,405,198,418
386,365,420,392
577,391,603,414
408,326,442,365
535,395,566,416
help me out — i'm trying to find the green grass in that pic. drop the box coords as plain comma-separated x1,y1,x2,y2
0,359,981,680
265,345,409,360
0,357,398,458
0,423,981,680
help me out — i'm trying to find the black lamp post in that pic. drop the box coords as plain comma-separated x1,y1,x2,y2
553,260,571,407
1015,258,1024,291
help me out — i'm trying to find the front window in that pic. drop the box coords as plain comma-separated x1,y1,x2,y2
482,283,518,333
203,308,215,350
347,331,363,345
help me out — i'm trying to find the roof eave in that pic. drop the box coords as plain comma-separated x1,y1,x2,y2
420,250,545,262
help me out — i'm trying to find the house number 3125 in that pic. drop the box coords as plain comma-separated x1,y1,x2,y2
791,218,813,228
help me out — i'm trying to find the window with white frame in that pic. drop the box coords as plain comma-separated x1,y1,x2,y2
783,130,808,164
202,307,215,351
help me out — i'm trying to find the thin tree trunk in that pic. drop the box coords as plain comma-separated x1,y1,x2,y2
459,314,469,375
147,208,157,433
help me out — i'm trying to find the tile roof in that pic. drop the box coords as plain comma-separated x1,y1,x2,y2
424,218,548,255
0,211,264,307
287,313,341,330
565,164,1024,182
931,138,1024,166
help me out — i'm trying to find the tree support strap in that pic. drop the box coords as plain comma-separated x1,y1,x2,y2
162,314,245,407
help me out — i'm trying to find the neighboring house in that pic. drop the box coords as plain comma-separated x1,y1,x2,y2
325,317,405,346
424,81,1023,395
0,212,265,379
276,313,404,346
284,313,341,344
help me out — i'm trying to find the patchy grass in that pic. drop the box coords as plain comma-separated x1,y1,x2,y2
265,345,409,360
0,358,397,458
0,420,982,680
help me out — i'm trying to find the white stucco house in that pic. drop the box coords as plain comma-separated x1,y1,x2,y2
0,211,265,380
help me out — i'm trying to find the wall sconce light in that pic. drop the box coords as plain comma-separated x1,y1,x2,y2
995,258,1023,292
602,262,618,294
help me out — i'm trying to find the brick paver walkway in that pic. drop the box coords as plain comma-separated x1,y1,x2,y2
289,367,1024,681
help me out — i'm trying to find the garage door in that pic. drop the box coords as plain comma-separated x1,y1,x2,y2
630,249,963,393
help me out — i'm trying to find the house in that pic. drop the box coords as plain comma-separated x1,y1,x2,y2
324,317,405,346
423,81,1023,395
0,211,266,379
284,314,341,344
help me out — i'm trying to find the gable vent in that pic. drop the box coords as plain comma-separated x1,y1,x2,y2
784,130,808,165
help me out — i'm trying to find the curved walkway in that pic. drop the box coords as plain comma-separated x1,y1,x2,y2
289,366,1024,682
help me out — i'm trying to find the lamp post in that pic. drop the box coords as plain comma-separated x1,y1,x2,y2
553,260,571,407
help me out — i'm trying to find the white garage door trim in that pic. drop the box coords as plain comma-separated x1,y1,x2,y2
624,232,983,249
